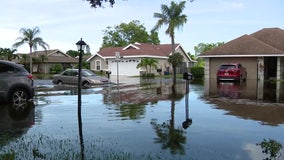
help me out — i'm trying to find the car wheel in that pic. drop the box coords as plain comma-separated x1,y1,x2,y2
58,80,63,85
82,81,90,88
9,88,29,111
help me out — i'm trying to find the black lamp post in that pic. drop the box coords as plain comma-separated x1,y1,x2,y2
76,38,87,160
76,38,87,111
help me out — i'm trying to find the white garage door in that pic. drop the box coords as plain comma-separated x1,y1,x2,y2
109,59,141,76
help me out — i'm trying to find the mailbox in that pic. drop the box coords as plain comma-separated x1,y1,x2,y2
183,72,193,80
106,71,111,79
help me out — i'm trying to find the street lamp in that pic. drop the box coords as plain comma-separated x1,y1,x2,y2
76,38,87,108
76,38,87,160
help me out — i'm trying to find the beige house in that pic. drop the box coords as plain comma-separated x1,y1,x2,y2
199,28,284,81
87,42,196,76
16,49,78,73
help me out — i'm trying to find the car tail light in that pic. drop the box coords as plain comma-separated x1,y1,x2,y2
27,74,33,79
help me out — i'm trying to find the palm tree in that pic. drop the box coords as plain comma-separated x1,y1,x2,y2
136,58,159,74
147,58,158,74
152,1,187,81
13,27,49,73
2,48,19,61
153,1,187,54
0,48,4,60
136,58,149,73
38,53,48,74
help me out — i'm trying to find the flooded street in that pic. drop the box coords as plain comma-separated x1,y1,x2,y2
1,77,284,159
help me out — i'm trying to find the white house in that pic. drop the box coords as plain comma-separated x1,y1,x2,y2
87,42,195,76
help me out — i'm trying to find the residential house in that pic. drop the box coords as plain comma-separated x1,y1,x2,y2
198,28,284,81
87,42,195,76
15,49,78,73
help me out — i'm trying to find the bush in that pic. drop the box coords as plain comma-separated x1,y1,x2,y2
142,73,155,78
50,64,63,74
190,66,204,79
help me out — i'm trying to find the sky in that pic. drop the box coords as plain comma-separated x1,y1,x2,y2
0,0,284,55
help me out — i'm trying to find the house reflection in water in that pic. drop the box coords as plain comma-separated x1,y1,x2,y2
204,78,284,103
204,78,284,126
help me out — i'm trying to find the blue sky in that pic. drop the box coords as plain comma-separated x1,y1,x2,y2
0,0,283,55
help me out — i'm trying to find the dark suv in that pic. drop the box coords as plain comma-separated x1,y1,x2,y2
0,60,35,109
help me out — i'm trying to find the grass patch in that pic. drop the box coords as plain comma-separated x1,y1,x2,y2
0,133,176,160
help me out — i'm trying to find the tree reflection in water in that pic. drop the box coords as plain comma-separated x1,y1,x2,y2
257,138,283,160
150,83,187,155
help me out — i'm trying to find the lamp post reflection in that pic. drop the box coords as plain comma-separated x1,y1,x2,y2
182,79,192,129
76,38,87,160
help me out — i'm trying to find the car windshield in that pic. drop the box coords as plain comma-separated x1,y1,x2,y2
220,65,236,69
82,70,96,77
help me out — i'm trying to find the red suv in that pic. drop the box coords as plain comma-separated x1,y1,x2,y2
217,63,247,82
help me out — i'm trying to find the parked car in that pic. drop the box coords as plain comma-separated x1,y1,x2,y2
0,60,35,108
52,69,109,87
217,63,247,82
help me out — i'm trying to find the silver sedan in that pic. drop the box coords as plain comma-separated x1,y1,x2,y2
52,69,109,87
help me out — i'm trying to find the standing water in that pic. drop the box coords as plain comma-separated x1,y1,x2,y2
0,78,284,160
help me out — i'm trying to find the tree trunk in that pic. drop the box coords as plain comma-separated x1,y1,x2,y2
29,46,32,73
173,65,177,84
170,33,175,55
170,33,176,84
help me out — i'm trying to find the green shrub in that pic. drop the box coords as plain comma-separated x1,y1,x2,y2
190,66,204,79
142,73,155,78
50,64,63,74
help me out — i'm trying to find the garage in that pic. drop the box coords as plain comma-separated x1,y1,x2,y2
199,28,284,81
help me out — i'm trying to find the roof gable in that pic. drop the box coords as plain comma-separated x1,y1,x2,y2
122,43,140,50
98,43,179,58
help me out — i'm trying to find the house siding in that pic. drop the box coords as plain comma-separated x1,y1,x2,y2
90,56,108,72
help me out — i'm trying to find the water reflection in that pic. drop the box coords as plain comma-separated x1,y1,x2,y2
204,78,284,126
182,80,192,130
151,83,188,155
209,98,284,126
0,102,35,146
102,79,186,120
205,78,284,103
0,102,35,131
257,138,283,160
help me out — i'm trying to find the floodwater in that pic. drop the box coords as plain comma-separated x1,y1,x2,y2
1,78,284,160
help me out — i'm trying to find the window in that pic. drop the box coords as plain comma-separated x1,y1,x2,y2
0,64,14,73
62,70,71,76
96,60,101,71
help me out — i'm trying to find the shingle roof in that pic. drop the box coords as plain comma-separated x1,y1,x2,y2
97,42,179,58
43,56,78,63
250,28,284,52
199,28,284,57
16,49,78,63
